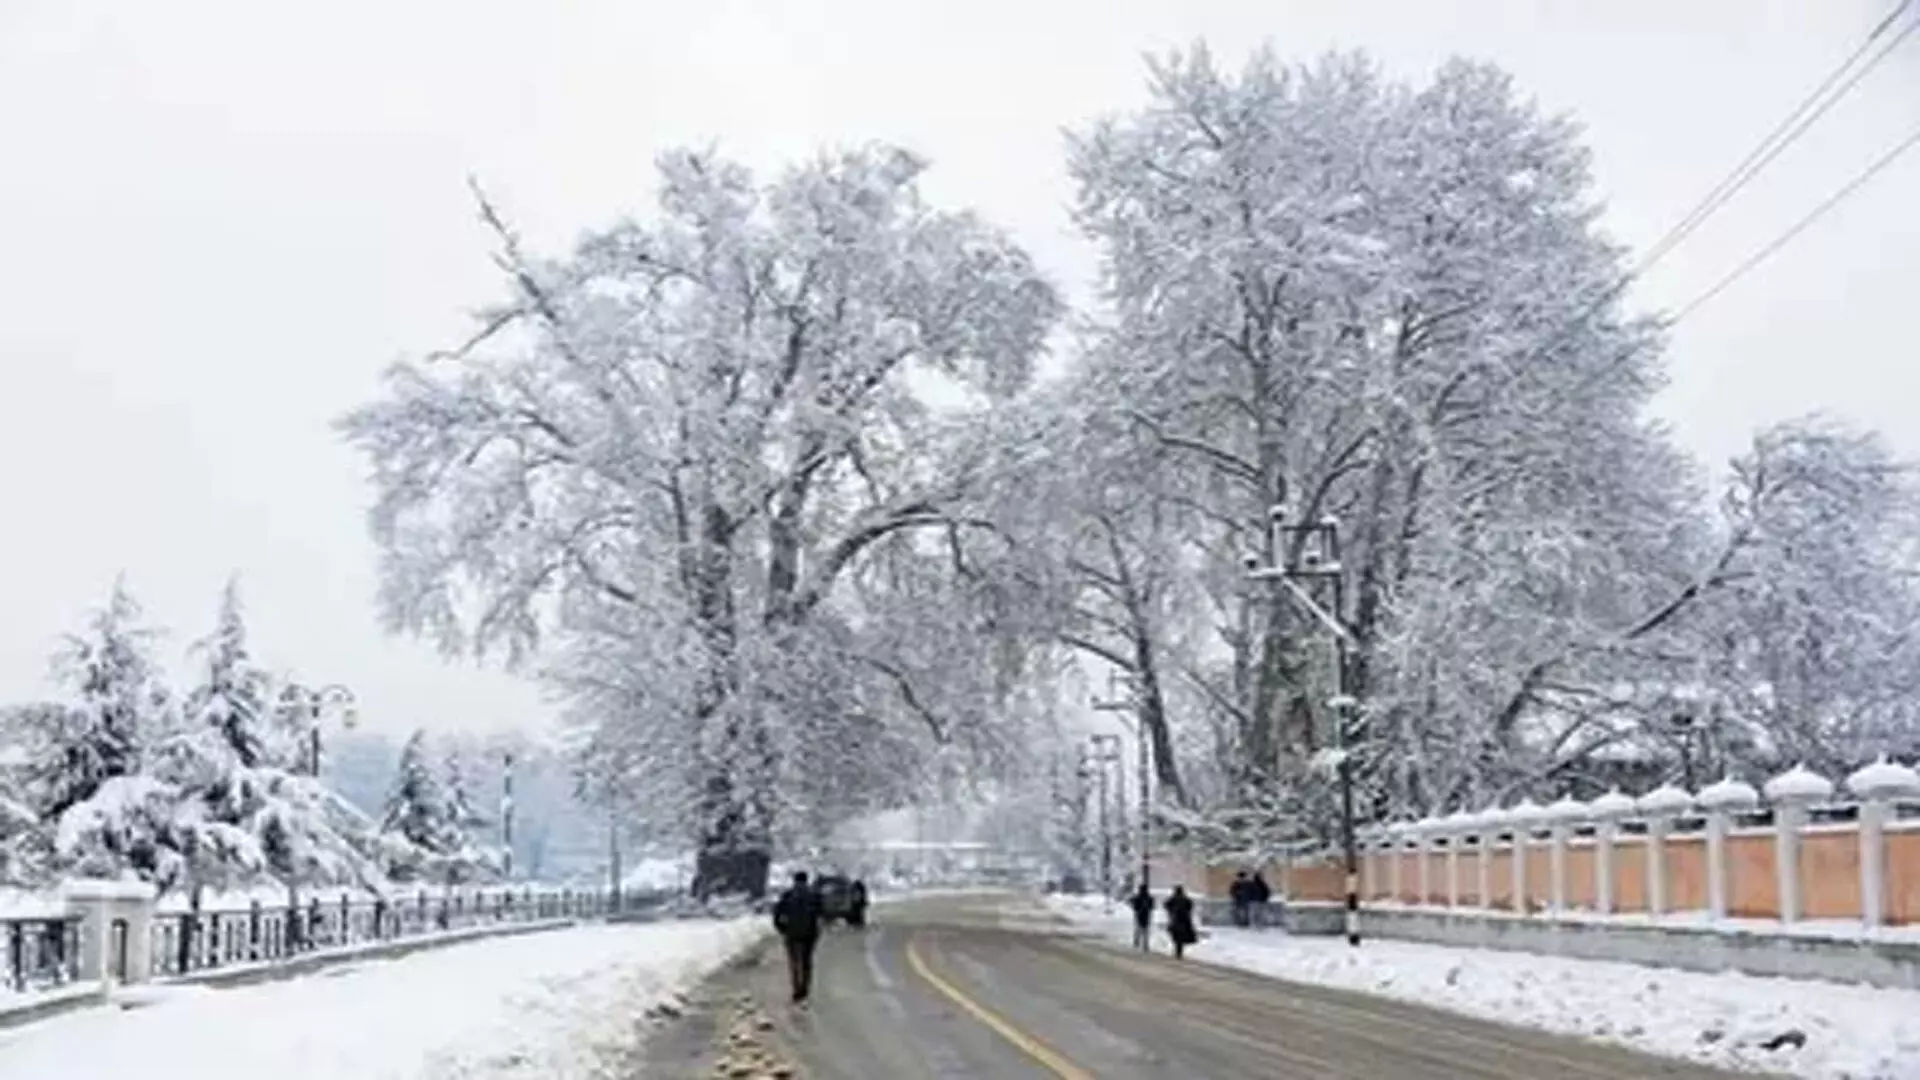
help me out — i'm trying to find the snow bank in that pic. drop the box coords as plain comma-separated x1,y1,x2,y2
1044,894,1920,1079
0,917,764,1080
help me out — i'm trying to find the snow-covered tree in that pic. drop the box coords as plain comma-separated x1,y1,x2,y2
41,578,162,820
341,145,1059,896
379,730,446,881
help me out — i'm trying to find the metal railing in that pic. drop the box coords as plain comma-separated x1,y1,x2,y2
148,886,661,980
1,915,83,992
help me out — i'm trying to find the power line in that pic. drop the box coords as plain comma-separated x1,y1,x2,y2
1515,2,1916,366
1635,0,1917,276
1671,120,1920,324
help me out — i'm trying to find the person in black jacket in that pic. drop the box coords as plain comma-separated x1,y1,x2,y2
1128,883,1154,951
847,879,870,928
772,871,824,1003
1248,869,1272,928
1164,885,1198,959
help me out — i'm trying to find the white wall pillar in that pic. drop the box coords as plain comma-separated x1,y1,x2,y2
1508,799,1543,915
1699,776,1759,920
1859,799,1888,927
1476,826,1493,908
1545,797,1584,915
1636,784,1693,918
62,878,157,998
1590,788,1634,916
1387,828,1404,902
1704,810,1732,919
1416,819,1436,905
1445,817,1463,909
1766,765,1834,925
1847,758,1920,929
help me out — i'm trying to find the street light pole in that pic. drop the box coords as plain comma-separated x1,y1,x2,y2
279,683,357,779
1245,481,1363,947
501,750,515,880
1089,733,1121,907
1092,671,1152,893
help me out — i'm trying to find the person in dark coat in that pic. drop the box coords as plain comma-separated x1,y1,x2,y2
772,871,823,1003
1164,885,1198,959
1229,870,1252,927
1128,883,1154,951
1248,869,1272,928
847,879,869,928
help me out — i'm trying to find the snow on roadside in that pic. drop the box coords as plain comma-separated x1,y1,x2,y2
0,917,765,1080
1044,894,1920,1079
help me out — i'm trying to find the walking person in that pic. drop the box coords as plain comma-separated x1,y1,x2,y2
772,871,824,1004
847,879,869,928
1128,882,1154,951
1164,885,1198,960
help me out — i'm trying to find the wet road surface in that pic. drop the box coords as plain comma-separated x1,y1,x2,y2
639,892,1751,1079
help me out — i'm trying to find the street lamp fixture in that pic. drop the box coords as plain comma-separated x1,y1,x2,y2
278,682,358,778
1245,479,1364,947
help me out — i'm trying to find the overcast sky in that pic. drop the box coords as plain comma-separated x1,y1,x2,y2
0,0,1914,738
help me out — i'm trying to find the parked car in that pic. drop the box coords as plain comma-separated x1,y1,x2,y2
814,874,854,923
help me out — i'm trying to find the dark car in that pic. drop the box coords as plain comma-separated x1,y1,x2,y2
814,874,854,923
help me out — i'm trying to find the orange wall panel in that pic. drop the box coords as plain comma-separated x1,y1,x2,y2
1726,832,1778,919
1800,829,1862,919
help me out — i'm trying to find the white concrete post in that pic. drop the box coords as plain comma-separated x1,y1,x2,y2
1508,799,1543,915
1847,758,1920,928
62,878,157,999
1387,825,1405,902
1764,765,1834,924
1699,776,1759,920
1475,808,1497,908
1415,817,1439,905
1444,812,1469,909
1590,788,1636,916
1636,784,1693,917
1545,796,1584,915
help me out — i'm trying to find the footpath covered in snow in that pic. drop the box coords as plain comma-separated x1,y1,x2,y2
0,917,762,1080
1046,894,1920,1079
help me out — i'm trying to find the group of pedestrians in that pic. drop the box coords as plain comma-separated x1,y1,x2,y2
1229,868,1271,927
1127,883,1200,958
771,870,869,1004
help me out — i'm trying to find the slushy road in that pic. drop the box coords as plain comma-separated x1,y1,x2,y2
641,892,1748,1078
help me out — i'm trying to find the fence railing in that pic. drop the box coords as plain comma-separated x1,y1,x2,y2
0,915,83,993
149,886,662,980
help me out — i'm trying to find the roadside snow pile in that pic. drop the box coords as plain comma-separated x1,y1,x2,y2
0,918,764,1080
1044,894,1920,1079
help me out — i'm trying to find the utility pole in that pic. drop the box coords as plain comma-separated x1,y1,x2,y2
1092,671,1152,892
501,750,515,879
1089,733,1121,908
1246,479,1364,947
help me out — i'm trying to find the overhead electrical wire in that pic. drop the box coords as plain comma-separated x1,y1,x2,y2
1507,0,1917,371
1670,119,1920,324
1632,0,1918,278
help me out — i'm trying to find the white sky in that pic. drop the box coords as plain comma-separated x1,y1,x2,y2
1,0,1914,737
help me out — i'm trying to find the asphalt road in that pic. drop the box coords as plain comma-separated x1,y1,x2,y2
640,893,1749,1079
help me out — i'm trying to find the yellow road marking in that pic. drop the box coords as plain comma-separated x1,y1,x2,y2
903,934,1095,1080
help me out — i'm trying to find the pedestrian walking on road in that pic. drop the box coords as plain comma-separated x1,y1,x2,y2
847,879,869,928
1128,883,1154,951
772,871,824,1004
1164,885,1198,960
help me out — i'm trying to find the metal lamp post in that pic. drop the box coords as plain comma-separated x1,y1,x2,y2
1089,733,1122,908
277,683,358,778
1092,670,1152,894
1245,480,1363,947
501,750,515,880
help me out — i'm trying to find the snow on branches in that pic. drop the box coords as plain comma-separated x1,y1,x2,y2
341,145,1060,895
